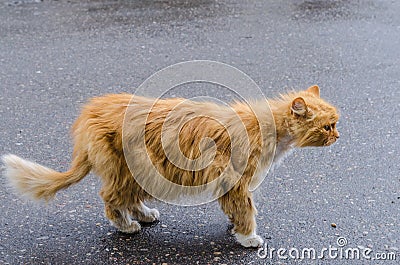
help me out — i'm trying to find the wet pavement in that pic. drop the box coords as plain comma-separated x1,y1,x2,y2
1,0,399,264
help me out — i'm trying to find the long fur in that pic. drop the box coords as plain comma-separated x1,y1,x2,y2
2,153,91,201
2,85,339,247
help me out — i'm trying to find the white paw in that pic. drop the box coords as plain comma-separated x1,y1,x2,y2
114,220,141,234
235,232,264,248
122,221,141,233
147,208,160,222
140,208,160,223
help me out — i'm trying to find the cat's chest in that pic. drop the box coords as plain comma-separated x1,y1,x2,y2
250,136,294,190
273,136,294,165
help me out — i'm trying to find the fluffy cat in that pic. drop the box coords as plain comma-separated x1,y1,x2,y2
2,85,339,248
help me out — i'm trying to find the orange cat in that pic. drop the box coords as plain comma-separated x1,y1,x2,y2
2,85,339,247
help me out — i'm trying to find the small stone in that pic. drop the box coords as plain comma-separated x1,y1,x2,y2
161,224,167,228
214,252,222,255
331,223,337,228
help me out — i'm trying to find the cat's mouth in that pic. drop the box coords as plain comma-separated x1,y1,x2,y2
324,137,338,146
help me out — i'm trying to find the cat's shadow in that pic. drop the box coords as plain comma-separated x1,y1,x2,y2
98,222,246,263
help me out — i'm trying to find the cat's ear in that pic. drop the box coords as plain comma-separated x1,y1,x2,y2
307,85,320,97
291,97,307,116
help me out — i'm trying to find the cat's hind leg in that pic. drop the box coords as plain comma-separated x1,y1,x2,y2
129,202,160,223
104,204,141,233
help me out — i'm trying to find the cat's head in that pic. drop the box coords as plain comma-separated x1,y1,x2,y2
284,85,340,147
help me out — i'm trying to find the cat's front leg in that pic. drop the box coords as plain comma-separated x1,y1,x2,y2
234,229,264,248
218,188,264,248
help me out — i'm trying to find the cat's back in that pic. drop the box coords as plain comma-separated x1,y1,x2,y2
72,93,133,133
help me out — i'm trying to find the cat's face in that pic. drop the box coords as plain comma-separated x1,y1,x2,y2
289,86,340,147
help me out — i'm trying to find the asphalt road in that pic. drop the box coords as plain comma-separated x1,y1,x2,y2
1,0,399,264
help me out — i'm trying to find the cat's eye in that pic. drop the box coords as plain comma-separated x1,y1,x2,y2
323,125,331,131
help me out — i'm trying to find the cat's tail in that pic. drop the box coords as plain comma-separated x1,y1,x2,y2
2,153,91,201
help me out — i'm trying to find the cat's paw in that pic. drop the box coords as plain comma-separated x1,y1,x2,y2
140,208,160,223
235,232,264,248
118,221,141,234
